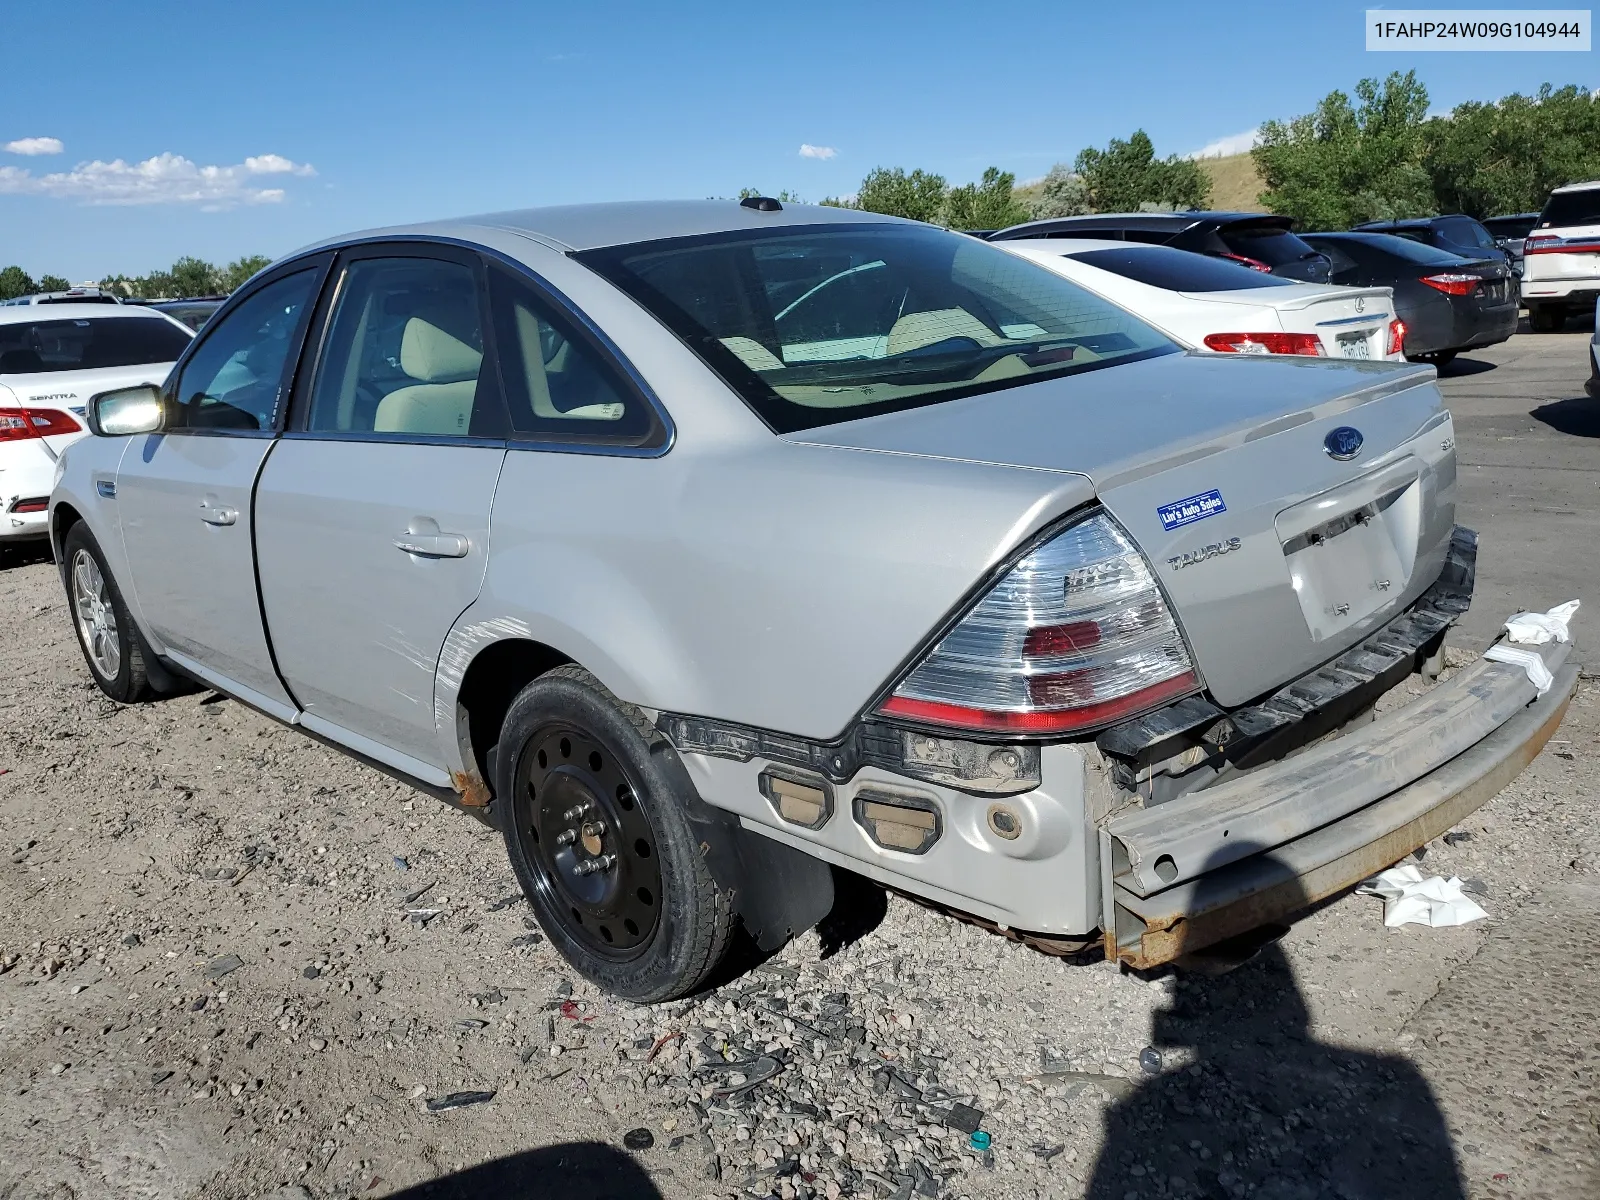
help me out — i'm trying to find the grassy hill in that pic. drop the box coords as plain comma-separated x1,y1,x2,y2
1012,152,1265,217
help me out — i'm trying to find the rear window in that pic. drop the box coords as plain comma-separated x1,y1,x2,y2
0,316,192,375
1305,234,1464,266
1069,245,1297,291
578,223,1177,434
1217,224,1322,267
1538,188,1600,229
1483,214,1538,240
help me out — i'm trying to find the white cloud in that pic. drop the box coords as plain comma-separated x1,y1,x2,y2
799,144,837,160
1187,127,1259,160
4,136,64,156
0,151,316,208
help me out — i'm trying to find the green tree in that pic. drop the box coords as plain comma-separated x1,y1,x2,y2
1424,85,1600,218
37,274,71,293
1074,130,1210,213
168,256,222,297
1032,163,1091,219
1253,70,1434,229
0,265,38,300
850,167,949,223
942,167,1032,230
220,254,272,293
735,187,805,204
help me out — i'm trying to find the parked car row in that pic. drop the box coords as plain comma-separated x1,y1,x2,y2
984,180,1600,362
45,197,1578,1000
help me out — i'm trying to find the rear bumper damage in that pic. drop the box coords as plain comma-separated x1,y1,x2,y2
1100,638,1577,968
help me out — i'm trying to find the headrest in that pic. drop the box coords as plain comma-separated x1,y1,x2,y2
400,318,482,383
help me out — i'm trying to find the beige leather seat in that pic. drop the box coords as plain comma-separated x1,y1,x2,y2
885,308,1004,356
373,318,483,435
509,303,624,421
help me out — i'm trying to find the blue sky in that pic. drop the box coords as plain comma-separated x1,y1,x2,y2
2,0,1593,281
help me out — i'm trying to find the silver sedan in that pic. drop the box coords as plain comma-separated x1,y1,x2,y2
51,200,1576,1000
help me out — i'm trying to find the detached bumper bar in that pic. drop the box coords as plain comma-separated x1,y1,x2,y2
1100,637,1578,969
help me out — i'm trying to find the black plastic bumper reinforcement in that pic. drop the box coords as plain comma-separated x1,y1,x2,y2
1097,525,1478,769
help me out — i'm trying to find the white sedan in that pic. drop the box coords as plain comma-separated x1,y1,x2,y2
996,238,1406,361
1,303,191,542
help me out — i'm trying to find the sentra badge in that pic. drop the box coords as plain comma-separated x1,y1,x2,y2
1157,488,1226,532
1167,536,1242,571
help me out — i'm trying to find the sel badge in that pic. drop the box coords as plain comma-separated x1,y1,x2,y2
1158,489,1226,532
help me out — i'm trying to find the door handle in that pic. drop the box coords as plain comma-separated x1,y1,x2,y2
199,503,238,526
393,532,470,558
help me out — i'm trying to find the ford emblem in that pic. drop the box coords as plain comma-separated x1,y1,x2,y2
1324,426,1364,460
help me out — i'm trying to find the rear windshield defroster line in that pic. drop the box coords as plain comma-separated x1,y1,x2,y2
576,223,1178,434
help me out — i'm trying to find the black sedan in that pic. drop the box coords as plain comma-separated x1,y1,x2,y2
1299,232,1518,367
1352,215,1512,271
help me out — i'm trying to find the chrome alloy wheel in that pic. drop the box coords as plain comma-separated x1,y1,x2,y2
71,548,121,680
513,724,662,959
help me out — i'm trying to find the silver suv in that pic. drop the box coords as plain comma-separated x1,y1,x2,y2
50,201,1577,1000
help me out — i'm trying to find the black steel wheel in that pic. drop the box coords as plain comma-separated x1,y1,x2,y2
496,665,733,1002
512,723,661,958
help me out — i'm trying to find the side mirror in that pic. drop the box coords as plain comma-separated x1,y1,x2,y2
87,385,165,437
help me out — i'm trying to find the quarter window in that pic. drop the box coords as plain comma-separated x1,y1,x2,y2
488,268,659,444
307,256,496,438
170,270,317,430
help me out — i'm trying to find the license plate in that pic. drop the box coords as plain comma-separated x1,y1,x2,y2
1336,333,1372,359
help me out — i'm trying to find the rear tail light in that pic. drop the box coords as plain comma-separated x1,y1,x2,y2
9,497,48,514
877,511,1199,735
0,407,82,441
1420,273,1480,296
1217,252,1273,273
1202,331,1324,357
1386,318,1406,357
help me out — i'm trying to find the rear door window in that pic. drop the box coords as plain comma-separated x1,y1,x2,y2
1068,246,1297,291
0,316,191,375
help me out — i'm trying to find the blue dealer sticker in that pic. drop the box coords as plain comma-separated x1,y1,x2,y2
1157,489,1227,532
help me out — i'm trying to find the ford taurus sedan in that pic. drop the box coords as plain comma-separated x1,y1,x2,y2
51,200,1578,1001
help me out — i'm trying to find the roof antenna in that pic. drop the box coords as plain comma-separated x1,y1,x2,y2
740,195,783,212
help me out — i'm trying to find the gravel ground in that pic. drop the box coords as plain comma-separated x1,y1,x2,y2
1,337,1597,1200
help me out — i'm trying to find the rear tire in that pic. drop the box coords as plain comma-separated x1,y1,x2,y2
1527,304,1565,333
496,665,733,1002
62,523,155,703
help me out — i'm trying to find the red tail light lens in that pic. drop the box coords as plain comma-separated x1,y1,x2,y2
1217,252,1273,273
1202,331,1325,357
1386,318,1406,357
877,511,1199,736
1420,273,1480,296
0,407,82,441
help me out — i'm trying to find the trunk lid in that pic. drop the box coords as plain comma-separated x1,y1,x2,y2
1191,285,1396,359
792,352,1456,706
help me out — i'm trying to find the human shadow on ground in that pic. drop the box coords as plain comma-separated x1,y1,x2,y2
1086,843,1466,1200
1531,397,1600,439
380,1141,662,1199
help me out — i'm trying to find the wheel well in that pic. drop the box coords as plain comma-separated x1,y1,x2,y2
52,502,83,557
455,638,573,786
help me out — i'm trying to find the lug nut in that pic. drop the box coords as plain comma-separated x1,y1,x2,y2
581,820,606,839
562,803,591,821
573,853,617,877
555,828,577,846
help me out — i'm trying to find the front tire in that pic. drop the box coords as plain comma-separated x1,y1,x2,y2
62,523,154,703
496,665,733,1002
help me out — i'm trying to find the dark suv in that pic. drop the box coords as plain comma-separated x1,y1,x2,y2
988,212,1333,282
1352,215,1511,270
